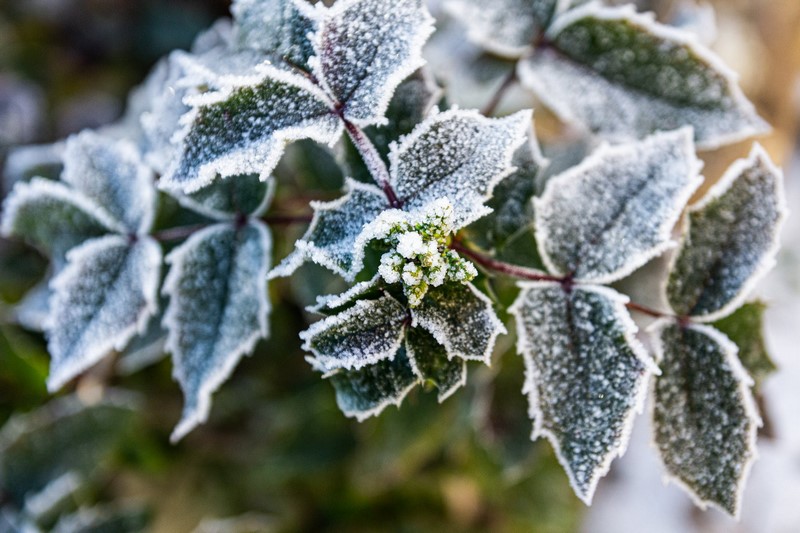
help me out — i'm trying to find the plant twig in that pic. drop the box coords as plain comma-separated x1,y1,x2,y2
450,241,563,283
342,119,402,208
481,68,518,117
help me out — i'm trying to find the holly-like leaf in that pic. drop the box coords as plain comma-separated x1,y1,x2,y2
163,221,271,442
178,174,274,221
307,275,383,314
61,132,156,235
405,326,466,402
509,282,656,504
390,109,531,227
3,142,64,186
328,345,417,421
713,301,777,389
666,144,787,321
46,236,162,391
517,4,769,148
271,179,388,280
161,65,342,193
535,128,702,283
652,322,760,517
301,294,408,372
411,282,506,365
231,0,316,67
311,0,435,125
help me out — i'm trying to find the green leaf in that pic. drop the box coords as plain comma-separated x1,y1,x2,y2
652,322,760,517
178,174,274,221
713,301,777,389
517,4,769,148
405,326,466,402
666,144,787,320
163,221,271,441
509,282,655,504
231,0,316,67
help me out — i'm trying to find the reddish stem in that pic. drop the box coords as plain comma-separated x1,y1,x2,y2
451,241,564,283
342,119,402,208
481,68,518,117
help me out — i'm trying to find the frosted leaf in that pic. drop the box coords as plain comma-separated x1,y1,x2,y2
311,0,435,125
14,280,51,332
46,235,162,391
509,283,656,504
3,142,63,187
411,282,506,364
161,65,342,193
1,178,115,266
270,178,388,280
666,144,787,321
178,174,274,221
713,302,776,389
652,322,760,518
390,109,530,227
445,0,559,58
328,346,417,421
405,326,466,402
535,129,702,284
117,309,168,376
163,222,271,442
61,131,156,234
307,275,382,314
301,294,407,372
231,0,316,67
517,4,769,148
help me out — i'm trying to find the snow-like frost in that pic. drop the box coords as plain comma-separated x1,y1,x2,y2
411,282,506,364
535,128,702,283
651,321,760,518
517,3,769,148
301,294,408,372
46,236,162,391
666,144,787,321
2,141,64,188
405,326,467,402
311,0,435,125
177,175,274,221
509,282,657,504
163,221,271,442
231,0,316,67
307,275,382,314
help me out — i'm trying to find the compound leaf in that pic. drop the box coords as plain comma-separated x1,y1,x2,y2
163,221,271,441
535,128,701,283
405,326,466,402
517,4,769,148
311,0,435,125
652,322,760,517
666,144,787,321
713,301,777,389
178,174,274,221
390,109,530,228
46,236,162,391
301,294,407,372
411,282,506,365
510,282,655,504
231,0,316,67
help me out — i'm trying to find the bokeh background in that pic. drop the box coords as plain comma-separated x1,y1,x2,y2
0,0,798,531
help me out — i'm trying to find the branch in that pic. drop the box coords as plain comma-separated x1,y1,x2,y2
342,119,402,208
450,240,563,283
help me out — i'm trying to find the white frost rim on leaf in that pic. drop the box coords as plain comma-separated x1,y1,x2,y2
411,282,507,365
162,221,271,442
334,364,418,422
405,335,467,402
309,0,436,127
46,235,162,391
664,143,788,322
534,128,704,284
307,275,382,314
1,177,124,238
648,319,761,519
442,0,533,59
300,294,407,372
529,2,769,150
509,281,659,504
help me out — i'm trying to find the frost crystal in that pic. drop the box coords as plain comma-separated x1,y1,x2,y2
652,322,760,518
510,283,656,504
535,128,702,284
231,0,316,67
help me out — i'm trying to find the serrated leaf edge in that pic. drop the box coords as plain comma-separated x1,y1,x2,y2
405,335,467,402
306,274,382,314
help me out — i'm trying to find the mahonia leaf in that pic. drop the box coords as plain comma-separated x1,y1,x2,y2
328,345,417,421
652,321,760,517
161,65,343,193
3,142,64,186
713,301,777,389
510,282,656,504
271,179,388,280
1,178,114,266
301,294,408,373
405,326,467,402
231,0,316,67
14,279,52,332
117,309,168,376
311,0,435,125
390,109,531,227
61,131,156,234
178,174,274,221
666,144,787,321
411,282,506,365
46,236,162,391
535,128,702,283
445,0,560,58
517,4,769,148
307,275,382,314
163,221,271,441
